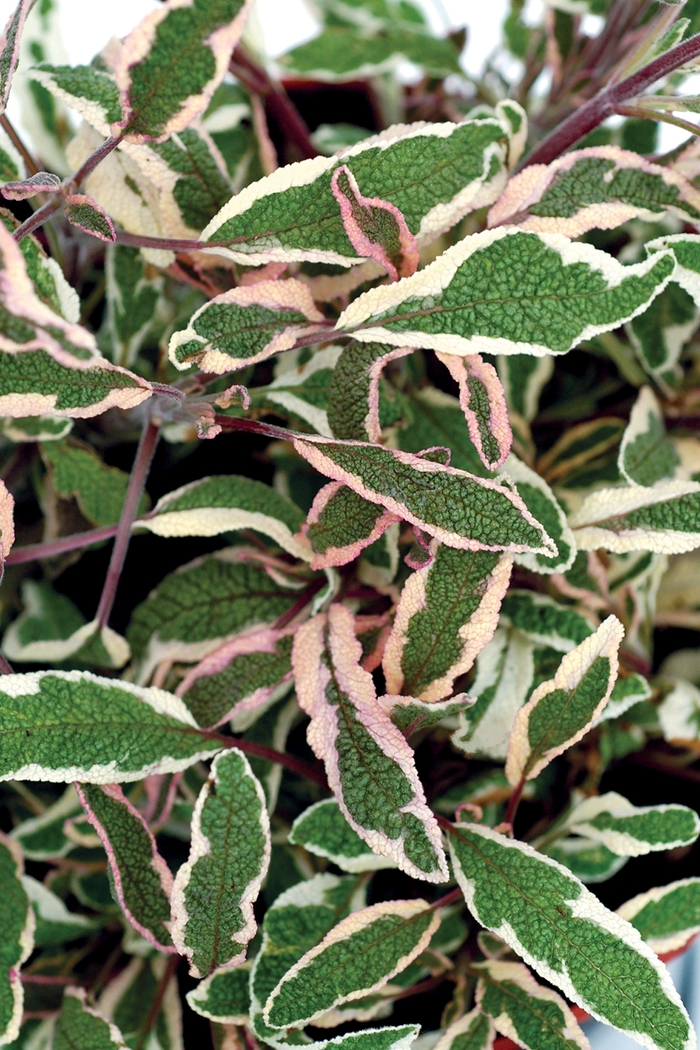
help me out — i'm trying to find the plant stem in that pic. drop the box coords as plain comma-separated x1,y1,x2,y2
210,732,329,789
114,230,233,251
0,652,14,674
5,523,121,565
12,197,61,241
95,419,160,630
0,113,40,176
521,30,700,168
230,45,318,160
71,135,123,189
504,775,527,826
213,415,296,441
134,954,179,1050
430,886,463,911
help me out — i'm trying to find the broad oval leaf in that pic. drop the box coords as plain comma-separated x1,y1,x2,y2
289,799,398,873
505,616,624,785
617,878,700,955
448,821,695,1050
186,962,251,1023
292,603,449,881
171,747,271,977
54,987,126,1050
0,832,33,1046
563,792,700,857
263,898,439,1030
336,229,674,358
0,670,219,783
570,480,700,554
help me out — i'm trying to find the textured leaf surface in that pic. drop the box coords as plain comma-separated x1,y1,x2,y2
564,792,700,857
449,821,695,1050
113,0,253,142
383,541,512,702
64,193,116,242
186,963,250,1023
505,616,624,784
0,0,33,115
293,603,448,881
570,480,700,554
264,898,439,1029
648,235,700,308
326,340,412,442
619,387,679,487
169,279,325,373
0,670,219,782
475,959,590,1050
336,229,674,356
0,833,33,1047
201,117,512,265
437,352,512,471
171,747,270,977
54,987,126,1050
434,1008,496,1050
77,783,175,951
281,24,461,79
293,435,556,555
290,799,398,872
502,455,577,575
304,481,400,568
488,147,700,235
543,836,628,885
618,878,700,954
627,281,698,386
103,244,163,367
41,438,148,527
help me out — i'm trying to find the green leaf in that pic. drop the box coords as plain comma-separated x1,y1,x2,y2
448,820,694,1050
437,351,512,471
0,833,33,1046
505,616,624,785
293,435,556,556
497,355,554,423
97,955,182,1050
103,244,163,368
250,343,341,436
627,282,698,389
280,25,461,80
187,963,251,1023
10,786,81,861
488,146,700,235
171,747,270,977
398,387,492,476
77,783,175,951
139,474,308,559
63,193,115,242
263,898,439,1029
169,278,325,373
29,63,122,130
304,481,401,569
202,116,513,266
434,1008,496,1050
382,542,512,702
42,438,149,527
3,415,72,442
648,234,700,309
21,875,95,946
499,590,594,651
293,603,449,881
619,387,680,487
474,959,589,1050
570,480,700,554
502,456,577,575
304,1028,421,1050
541,836,628,885
126,548,302,685
563,791,700,857
0,1,33,115
336,229,675,358
53,987,126,1050
290,799,398,873
326,340,412,443
113,0,254,143
618,878,700,954
380,694,472,734
0,670,220,782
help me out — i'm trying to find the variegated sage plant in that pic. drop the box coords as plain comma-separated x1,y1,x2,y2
5,0,700,1048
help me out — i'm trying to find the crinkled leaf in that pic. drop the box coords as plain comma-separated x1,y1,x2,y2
280,25,461,80
336,229,674,357
448,821,694,1050
435,1008,496,1050
475,959,590,1050
53,987,126,1050
563,791,700,857
437,352,512,471
113,0,254,143
41,438,149,527
501,455,577,574
505,616,624,784
290,799,398,873
21,875,95,946
169,279,325,373
263,898,439,1029
64,193,115,242
488,147,700,235
303,1027,421,1050
619,387,680,487
293,603,449,881
379,693,473,734
304,481,401,569
383,541,512,702
570,480,700,554
0,833,33,1047
0,670,219,782
1,171,61,200
327,340,412,442
187,963,251,1023
0,0,33,115
542,836,629,885
618,878,700,955
171,747,270,977
499,590,594,650
201,117,513,265
77,783,175,951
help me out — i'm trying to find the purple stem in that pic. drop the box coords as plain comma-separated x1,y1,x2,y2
12,198,61,241
0,652,13,675
5,523,121,566
71,134,124,189
114,230,234,252
95,419,160,630
521,30,700,168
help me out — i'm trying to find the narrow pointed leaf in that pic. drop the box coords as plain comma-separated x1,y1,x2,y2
448,821,695,1050
263,898,439,1029
488,147,700,236
0,670,220,782
618,878,700,954
619,387,679,487
437,352,512,470
336,229,674,357
537,418,626,486
304,481,401,568
435,1008,496,1050
502,455,577,575
169,279,325,373
293,435,556,555
201,117,512,266
290,799,398,873
28,63,122,134
505,616,624,785
3,415,73,442
187,963,250,1023
140,475,307,559
1,171,61,200
21,875,95,946
0,833,33,1047
113,0,254,143
303,1027,421,1050
327,341,413,442
383,541,512,702
570,480,700,554
475,960,590,1050
0,0,33,115
252,343,342,437
627,282,698,388
171,747,270,977
648,234,700,307
293,603,449,881
378,693,473,733
54,987,126,1050
76,783,175,951
104,244,163,368
501,590,594,652
564,792,700,857
597,671,651,723
97,955,182,1050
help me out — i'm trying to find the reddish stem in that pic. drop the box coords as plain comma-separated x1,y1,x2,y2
13,198,61,241
504,775,527,827
230,46,318,161
0,114,40,176
71,135,123,189
0,652,13,675
6,524,121,565
208,732,329,790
